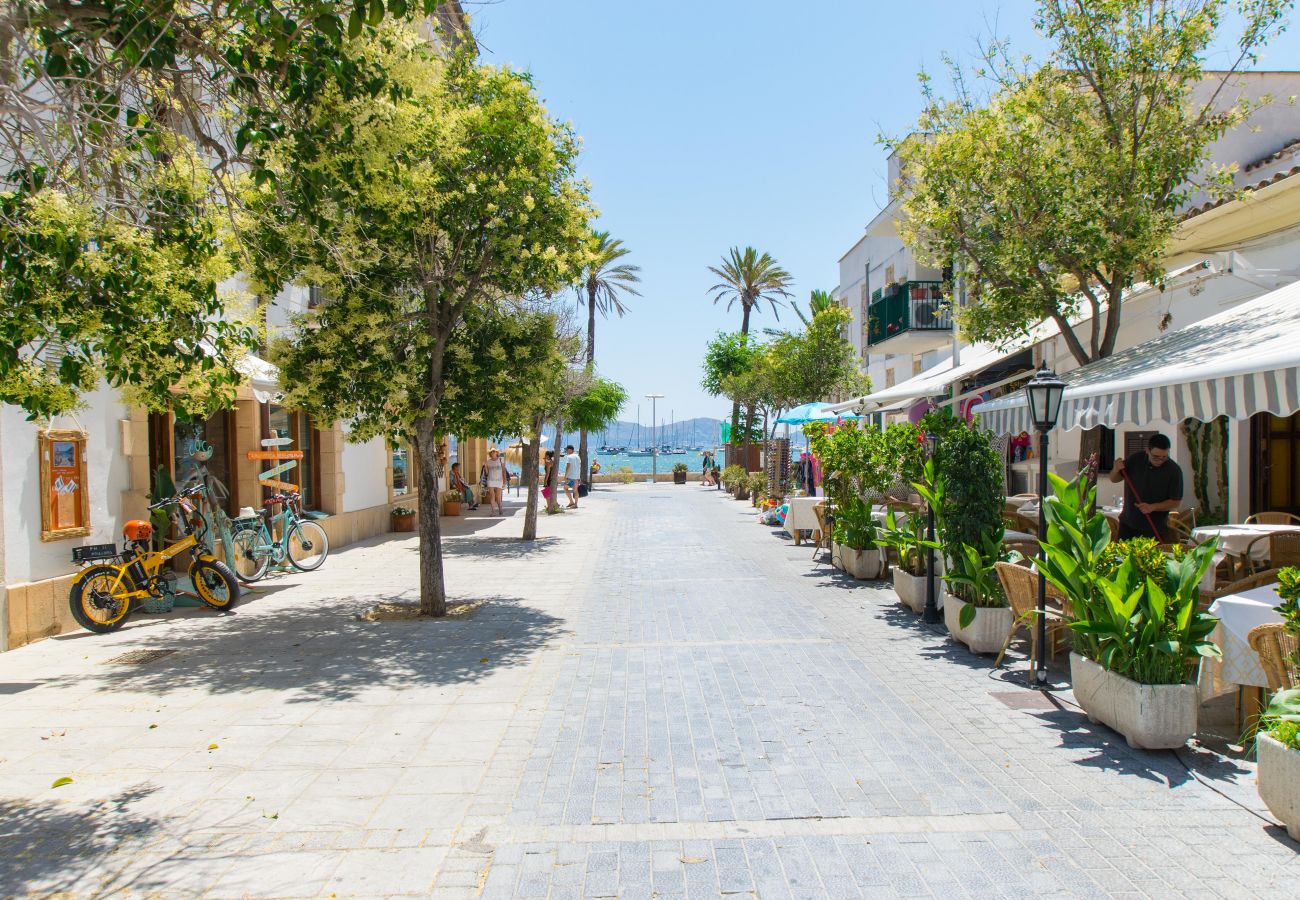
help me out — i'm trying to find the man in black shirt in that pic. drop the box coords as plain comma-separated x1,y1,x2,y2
1109,433,1183,541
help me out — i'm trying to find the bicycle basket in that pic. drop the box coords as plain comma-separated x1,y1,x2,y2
72,543,119,563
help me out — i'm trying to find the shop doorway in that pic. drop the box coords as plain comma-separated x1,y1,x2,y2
1251,412,1300,516
267,406,321,509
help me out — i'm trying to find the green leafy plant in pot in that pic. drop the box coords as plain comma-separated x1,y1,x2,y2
1254,567,1300,839
1038,472,1220,748
672,462,689,484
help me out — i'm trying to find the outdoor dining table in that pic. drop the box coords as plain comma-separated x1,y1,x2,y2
784,496,824,545
1191,523,1300,562
1199,583,1283,724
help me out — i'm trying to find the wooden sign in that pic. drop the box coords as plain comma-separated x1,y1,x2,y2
39,429,90,541
258,460,299,480
259,478,300,492
261,437,294,448
246,450,304,461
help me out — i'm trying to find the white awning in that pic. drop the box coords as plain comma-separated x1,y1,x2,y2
235,354,283,404
973,279,1300,434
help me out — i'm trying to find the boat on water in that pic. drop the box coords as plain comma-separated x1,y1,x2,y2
624,448,654,457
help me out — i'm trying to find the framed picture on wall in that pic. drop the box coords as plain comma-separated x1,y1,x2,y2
39,429,91,541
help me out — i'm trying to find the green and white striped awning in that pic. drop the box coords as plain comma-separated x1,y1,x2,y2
974,279,1300,434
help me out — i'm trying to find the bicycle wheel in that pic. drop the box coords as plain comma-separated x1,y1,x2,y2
190,558,240,611
286,521,329,571
69,565,132,634
231,528,271,583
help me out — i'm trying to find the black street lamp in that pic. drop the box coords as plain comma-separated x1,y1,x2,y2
1024,363,1066,684
922,430,941,625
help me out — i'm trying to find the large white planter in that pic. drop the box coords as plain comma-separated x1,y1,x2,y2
893,567,942,613
1257,733,1300,841
1069,653,1199,750
943,594,1014,654
832,544,884,580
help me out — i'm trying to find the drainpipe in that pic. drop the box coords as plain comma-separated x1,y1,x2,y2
950,256,964,407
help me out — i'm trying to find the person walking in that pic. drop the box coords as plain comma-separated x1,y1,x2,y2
1109,432,1183,541
482,447,509,515
562,444,582,508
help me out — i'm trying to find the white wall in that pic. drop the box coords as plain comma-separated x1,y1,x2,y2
340,433,390,513
1,385,132,586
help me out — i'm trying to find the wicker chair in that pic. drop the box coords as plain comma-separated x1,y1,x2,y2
1243,531,1300,574
1245,511,1300,525
1247,623,1300,692
1198,568,1279,609
811,502,832,561
1167,508,1197,542
993,561,1072,669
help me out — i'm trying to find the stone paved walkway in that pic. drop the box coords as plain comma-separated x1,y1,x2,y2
1,484,1297,898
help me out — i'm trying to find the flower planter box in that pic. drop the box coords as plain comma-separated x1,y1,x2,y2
943,594,1014,655
892,566,943,613
1257,733,1300,840
833,545,884,580
734,487,750,501
1069,652,1199,750
673,471,687,484
392,512,417,531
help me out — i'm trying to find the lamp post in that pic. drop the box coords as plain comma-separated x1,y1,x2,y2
646,394,663,483
1024,364,1066,685
922,430,941,625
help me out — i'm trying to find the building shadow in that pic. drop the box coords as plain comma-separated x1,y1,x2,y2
80,594,566,704
0,786,164,897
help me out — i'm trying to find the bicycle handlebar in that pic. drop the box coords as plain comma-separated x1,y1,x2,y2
147,484,205,511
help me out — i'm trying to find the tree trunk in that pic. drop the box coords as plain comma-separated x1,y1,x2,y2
547,425,564,513
522,416,543,540
580,285,596,489
731,303,752,449
413,419,447,617
742,403,757,467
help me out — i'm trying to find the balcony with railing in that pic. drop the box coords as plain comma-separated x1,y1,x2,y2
865,281,952,351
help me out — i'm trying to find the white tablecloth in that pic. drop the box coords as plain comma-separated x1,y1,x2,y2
785,497,824,536
1200,584,1283,695
1191,524,1300,561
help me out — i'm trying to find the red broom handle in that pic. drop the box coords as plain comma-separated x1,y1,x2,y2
1119,465,1162,539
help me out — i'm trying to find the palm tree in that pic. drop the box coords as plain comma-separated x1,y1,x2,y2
707,247,792,453
794,288,837,326
576,230,641,483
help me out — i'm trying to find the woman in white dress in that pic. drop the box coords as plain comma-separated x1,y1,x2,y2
482,447,508,515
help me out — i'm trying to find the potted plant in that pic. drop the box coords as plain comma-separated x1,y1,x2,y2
1039,474,1221,749
747,472,767,507
731,468,752,501
721,464,746,495
1256,568,1300,839
879,507,936,612
392,504,418,531
944,535,1015,653
830,498,885,580
672,462,689,485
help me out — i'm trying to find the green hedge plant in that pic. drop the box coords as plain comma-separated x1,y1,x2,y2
1038,472,1221,685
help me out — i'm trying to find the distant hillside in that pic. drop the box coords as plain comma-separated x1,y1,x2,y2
569,417,725,448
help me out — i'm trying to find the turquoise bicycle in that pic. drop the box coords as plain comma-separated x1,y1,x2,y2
230,491,329,583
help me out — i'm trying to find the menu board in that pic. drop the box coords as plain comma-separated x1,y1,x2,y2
40,429,90,540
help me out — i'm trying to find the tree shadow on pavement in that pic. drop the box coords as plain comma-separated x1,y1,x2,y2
81,595,566,704
0,786,164,897
438,535,562,561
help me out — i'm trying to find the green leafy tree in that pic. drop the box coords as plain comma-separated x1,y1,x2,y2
0,3,463,414
791,289,839,328
707,247,792,444
765,307,869,423
892,0,1292,365
0,153,256,419
257,26,591,616
575,230,640,484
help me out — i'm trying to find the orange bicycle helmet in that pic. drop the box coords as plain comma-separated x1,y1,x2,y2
122,520,153,542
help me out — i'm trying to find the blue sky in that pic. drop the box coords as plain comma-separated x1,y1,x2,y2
468,0,1300,426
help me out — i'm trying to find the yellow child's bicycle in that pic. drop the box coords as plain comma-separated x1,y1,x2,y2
68,485,241,634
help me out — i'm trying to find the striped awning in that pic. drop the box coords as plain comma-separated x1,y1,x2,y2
973,279,1300,434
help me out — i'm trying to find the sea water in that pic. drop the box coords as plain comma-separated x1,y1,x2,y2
591,450,726,475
